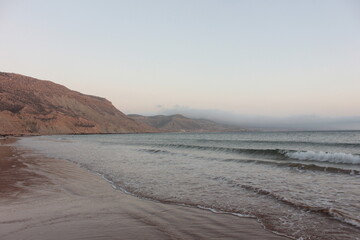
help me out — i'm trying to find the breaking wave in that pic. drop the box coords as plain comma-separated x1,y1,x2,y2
285,151,360,164
157,144,360,165
196,139,360,148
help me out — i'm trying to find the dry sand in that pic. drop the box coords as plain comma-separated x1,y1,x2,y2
0,138,290,240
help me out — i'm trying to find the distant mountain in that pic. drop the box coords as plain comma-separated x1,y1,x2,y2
128,114,243,132
0,72,157,135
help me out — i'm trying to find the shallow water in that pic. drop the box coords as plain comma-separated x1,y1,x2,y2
19,131,360,240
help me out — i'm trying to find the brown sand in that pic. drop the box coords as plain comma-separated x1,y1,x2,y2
0,138,290,240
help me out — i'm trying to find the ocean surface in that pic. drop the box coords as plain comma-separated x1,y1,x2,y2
19,131,360,240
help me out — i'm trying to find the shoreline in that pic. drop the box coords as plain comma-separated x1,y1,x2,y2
0,138,290,240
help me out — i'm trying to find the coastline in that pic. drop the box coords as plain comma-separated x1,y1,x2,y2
0,138,290,240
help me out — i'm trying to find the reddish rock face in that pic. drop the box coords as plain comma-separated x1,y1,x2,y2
0,72,157,135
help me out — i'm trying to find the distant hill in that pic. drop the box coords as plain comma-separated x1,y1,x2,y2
0,72,157,135
128,114,243,132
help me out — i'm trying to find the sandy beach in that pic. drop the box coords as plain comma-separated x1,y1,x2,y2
0,138,289,240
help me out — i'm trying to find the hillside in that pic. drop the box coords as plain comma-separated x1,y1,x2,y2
128,114,243,132
0,72,157,135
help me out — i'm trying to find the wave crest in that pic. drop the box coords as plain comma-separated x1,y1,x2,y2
285,151,360,164
158,143,360,165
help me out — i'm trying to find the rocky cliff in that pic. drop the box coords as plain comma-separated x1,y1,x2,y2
0,72,157,135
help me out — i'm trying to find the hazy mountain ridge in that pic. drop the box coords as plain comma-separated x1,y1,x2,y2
128,114,243,132
0,72,157,135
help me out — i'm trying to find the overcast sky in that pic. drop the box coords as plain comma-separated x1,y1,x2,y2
1,0,359,128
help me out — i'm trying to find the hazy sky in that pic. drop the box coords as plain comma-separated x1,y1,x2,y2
1,0,359,119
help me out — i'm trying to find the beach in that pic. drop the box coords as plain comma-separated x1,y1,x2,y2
0,138,289,240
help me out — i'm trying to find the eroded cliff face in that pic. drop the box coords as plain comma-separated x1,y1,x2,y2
0,72,157,135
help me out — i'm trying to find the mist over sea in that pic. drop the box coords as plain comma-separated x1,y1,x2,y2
19,131,360,240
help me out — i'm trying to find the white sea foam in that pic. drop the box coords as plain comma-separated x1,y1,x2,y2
329,208,360,228
285,151,360,164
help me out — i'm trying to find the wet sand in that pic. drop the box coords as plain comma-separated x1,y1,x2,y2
0,138,290,240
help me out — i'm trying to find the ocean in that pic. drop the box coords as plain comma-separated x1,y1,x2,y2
18,131,360,240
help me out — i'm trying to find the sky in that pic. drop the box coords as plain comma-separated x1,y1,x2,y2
1,0,359,129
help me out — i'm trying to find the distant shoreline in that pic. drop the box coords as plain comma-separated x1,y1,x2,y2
2,128,359,138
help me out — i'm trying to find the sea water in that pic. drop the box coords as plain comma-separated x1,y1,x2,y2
19,131,360,240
